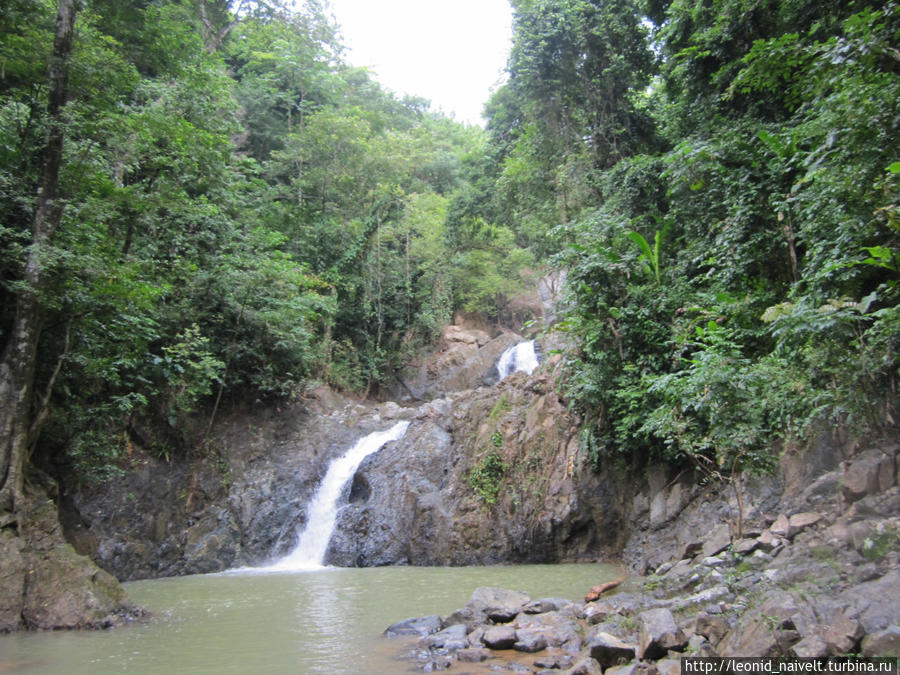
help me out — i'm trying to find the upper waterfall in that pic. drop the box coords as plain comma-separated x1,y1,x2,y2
496,340,539,380
266,420,410,571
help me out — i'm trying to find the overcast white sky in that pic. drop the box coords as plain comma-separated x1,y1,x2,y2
326,0,513,126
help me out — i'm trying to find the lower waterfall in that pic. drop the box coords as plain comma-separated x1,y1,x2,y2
266,420,410,571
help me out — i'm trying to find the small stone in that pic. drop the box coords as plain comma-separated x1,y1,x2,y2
456,647,492,663
701,555,726,567
655,561,676,576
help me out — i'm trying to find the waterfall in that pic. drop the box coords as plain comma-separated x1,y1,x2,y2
267,420,410,571
496,340,539,380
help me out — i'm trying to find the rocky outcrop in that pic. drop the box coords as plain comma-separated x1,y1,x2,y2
389,509,900,671
0,493,141,631
396,325,523,400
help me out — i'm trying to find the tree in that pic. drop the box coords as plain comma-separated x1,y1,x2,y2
0,0,77,511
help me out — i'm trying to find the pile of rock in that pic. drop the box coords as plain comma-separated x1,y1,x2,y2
385,487,900,673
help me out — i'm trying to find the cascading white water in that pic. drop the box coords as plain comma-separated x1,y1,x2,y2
496,340,539,380
267,420,410,571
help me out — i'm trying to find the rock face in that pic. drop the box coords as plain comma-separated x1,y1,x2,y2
0,494,140,631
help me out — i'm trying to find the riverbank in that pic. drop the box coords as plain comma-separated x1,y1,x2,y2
390,514,899,671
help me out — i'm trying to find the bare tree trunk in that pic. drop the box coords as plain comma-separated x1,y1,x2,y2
0,0,77,512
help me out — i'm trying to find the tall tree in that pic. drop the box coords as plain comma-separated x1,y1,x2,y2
0,0,77,511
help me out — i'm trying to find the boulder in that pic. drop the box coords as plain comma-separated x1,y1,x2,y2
756,529,785,552
843,450,895,503
482,625,517,650
585,629,636,669
384,614,442,637
465,586,530,623
771,514,791,538
788,512,824,536
822,613,865,655
524,597,573,614
861,626,900,657
792,634,829,658
514,628,548,652
701,524,732,558
534,653,575,669
420,624,468,651
838,569,900,633
637,608,688,660
695,612,728,644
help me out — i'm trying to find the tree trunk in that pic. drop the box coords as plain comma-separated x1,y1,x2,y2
0,0,77,512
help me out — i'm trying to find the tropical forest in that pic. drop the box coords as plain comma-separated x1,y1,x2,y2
0,0,898,672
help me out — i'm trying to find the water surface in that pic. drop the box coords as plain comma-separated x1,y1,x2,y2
0,563,620,674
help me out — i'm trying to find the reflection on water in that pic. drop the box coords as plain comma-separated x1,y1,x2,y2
0,563,620,675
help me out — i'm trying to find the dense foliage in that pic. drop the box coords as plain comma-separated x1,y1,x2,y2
2,0,898,494
0,0,531,485
474,0,900,477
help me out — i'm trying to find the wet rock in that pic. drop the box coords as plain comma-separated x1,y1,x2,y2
421,624,469,651
514,628,548,652
584,629,636,669
384,614,442,637
467,586,530,623
483,625,518,649
637,608,687,660
534,653,575,669
456,647,492,662
524,597,573,614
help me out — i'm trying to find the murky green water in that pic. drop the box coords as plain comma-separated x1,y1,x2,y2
0,563,619,674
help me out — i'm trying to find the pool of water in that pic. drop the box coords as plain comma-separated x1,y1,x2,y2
0,563,620,674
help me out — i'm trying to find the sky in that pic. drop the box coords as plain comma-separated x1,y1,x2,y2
326,0,513,126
